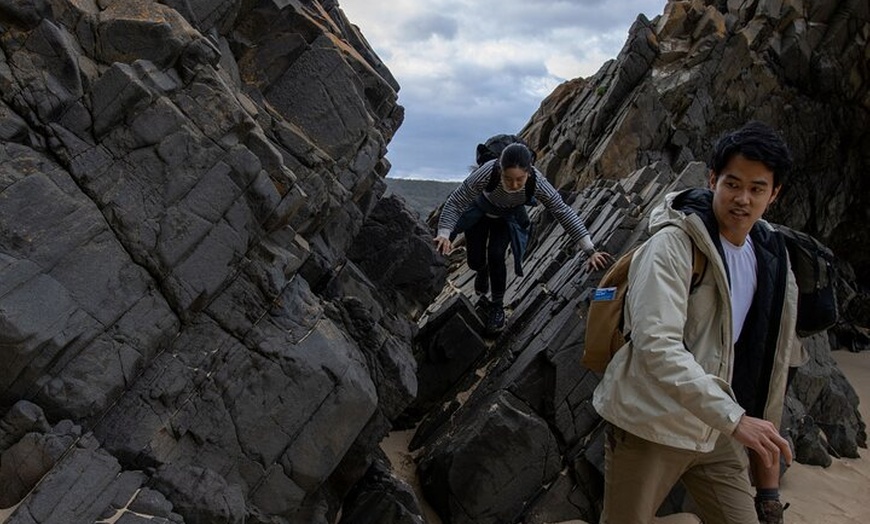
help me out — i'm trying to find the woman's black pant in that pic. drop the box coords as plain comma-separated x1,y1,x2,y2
464,215,511,306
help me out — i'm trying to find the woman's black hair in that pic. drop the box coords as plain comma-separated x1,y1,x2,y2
710,121,793,186
498,143,535,174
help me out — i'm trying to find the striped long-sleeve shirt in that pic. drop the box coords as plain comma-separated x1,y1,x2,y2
437,160,596,254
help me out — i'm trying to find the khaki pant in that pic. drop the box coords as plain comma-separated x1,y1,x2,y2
601,426,757,524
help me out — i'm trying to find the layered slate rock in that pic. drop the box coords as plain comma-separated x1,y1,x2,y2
0,401,186,523
338,456,425,524
0,1,441,523
524,0,870,295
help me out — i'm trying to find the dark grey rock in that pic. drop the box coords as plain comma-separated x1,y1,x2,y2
339,457,424,524
347,194,449,315
323,1,399,92
90,62,154,137
793,415,833,468
151,464,246,524
0,100,37,147
0,427,76,507
325,264,418,421
418,389,562,524
0,401,50,452
128,487,175,518
525,0,870,286
1,0,407,518
106,471,151,519
400,294,487,425
0,0,51,30
95,2,196,68
790,333,867,458
3,432,137,524
15,20,84,122
162,0,238,35
265,35,379,160
115,512,170,524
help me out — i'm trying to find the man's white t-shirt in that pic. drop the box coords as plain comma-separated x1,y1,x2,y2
721,234,757,340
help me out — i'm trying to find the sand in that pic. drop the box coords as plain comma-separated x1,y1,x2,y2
778,350,870,523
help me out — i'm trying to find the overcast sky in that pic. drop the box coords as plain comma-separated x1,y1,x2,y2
339,0,668,181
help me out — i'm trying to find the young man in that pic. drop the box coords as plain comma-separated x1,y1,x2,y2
434,142,610,333
592,121,806,524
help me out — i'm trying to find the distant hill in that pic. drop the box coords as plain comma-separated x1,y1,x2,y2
385,178,460,220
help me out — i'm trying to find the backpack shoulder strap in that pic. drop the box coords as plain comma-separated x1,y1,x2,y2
599,247,636,289
524,170,537,204
658,225,707,290
485,162,500,192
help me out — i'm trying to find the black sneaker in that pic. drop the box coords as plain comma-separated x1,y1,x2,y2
485,304,505,334
474,270,489,295
475,293,491,310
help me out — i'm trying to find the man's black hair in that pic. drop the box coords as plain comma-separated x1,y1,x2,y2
710,121,793,187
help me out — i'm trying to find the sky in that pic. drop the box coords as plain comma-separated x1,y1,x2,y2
339,0,669,181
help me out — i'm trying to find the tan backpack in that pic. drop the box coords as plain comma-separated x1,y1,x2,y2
582,241,707,373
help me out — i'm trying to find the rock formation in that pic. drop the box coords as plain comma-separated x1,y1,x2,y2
0,0,443,522
525,0,869,293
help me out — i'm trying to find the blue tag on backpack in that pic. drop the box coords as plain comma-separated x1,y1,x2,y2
593,287,617,301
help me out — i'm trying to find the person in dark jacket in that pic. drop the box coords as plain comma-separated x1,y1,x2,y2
434,142,610,333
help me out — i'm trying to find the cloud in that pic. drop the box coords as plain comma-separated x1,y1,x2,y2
338,0,668,179
399,14,459,41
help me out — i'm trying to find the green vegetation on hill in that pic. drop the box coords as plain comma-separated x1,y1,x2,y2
385,178,460,219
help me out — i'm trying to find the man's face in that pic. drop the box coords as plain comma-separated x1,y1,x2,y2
710,153,781,245
501,166,529,193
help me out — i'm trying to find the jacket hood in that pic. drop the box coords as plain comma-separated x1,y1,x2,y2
649,187,716,238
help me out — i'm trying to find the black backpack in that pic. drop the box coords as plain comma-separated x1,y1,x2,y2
476,134,536,204
773,224,839,336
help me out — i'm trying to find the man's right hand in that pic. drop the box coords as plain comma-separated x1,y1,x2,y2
434,236,452,255
731,415,793,468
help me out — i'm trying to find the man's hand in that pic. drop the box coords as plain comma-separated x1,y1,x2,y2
434,235,452,255
732,415,793,468
586,251,614,271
